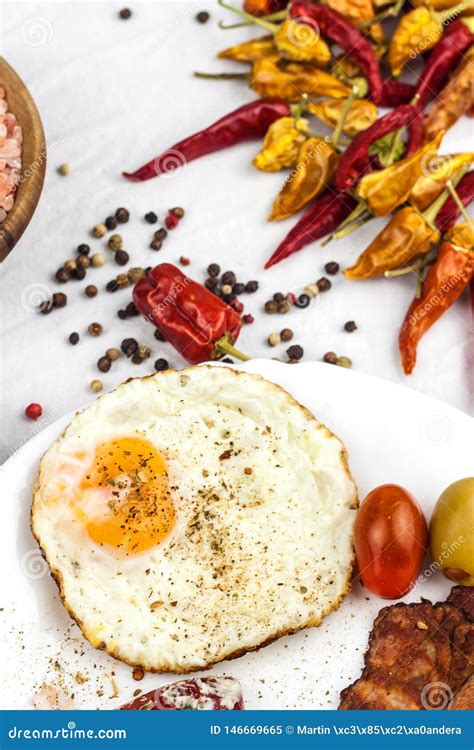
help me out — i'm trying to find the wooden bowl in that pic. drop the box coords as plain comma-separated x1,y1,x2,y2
0,58,46,262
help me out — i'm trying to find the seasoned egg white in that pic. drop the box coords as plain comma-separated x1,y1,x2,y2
32,366,358,672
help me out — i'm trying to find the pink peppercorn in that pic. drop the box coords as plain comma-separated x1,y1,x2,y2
242,314,254,325
230,300,244,314
25,403,42,420
165,213,179,230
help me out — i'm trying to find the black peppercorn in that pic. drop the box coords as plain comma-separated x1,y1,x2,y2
85,285,98,298
145,212,158,224
77,254,91,269
69,332,80,345
52,292,67,308
55,267,70,284
264,300,278,314
119,7,132,20
317,277,332,292
98,356,111,373
131,353,143,365
205,277,218,290
121,338,138,357
323,351,338,365
287,344,304,360
232,283,245,295
325,261,340,276
154,228,168,241
196,10,210,23
115,250,130,266
40,300,53,315
73,266,86,281
118,309,128,320
154,358,169,372
280,328,294,342
77,243,90,255
154,329,166,342
221,358,234,364
273,292,285,302
150,239,162,251
106,279,119,292
115,207,130,223
126,301,139,317
245,280,259,293
221,271,236,286
207,263,220,277
105,216,118,230
344,321,358,333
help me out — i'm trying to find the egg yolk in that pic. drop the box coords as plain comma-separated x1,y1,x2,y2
78,437,175,555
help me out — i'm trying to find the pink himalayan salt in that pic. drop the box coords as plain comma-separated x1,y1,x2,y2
0,89,22,222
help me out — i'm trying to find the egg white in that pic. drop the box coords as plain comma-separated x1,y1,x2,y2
32,366,358,672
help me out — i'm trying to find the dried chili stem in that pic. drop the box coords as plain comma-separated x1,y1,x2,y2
384,253,436,278
358,0,404,30
334,213,373,240
213,333,250,362
415,267,426,299
194,71,251,80
420,166,468,230
328,85,359,150
322,199,368,245
219,9,288,29
446,179,474,225
217,0,279,33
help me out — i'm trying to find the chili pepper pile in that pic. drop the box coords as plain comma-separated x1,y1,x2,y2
124,0,474,376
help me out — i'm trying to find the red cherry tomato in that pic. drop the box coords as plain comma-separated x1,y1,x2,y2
354,484,428,599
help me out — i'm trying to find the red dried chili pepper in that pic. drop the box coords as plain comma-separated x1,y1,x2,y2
123,98,290,181
289,2,415,106
264,190,357,269
405,108,426,157
399,242,474,374
435,171,474,233
416,19,474,108
334,104,416,191
244,0,288,15
133,264,249,364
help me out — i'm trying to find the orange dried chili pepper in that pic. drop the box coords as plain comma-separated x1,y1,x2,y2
253,116,309,171
218,36,276,63
251,57,352,101
412,0,474,14
268,137,340,220
308,98,378,137
399,242,474,374
423,48,474,143
345,206,440,279
409,153,474,211
446,221,474,248
389,4,467,77
356,132,444,216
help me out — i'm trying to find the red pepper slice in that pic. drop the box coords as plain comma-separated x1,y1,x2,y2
120,676,244,710
399,242,474,375
133,264,249,365
123,98,290,182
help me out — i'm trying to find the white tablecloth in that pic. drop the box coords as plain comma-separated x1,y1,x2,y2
1,0,472,462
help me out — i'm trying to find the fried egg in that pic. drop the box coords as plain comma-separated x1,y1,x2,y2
32,366,358,673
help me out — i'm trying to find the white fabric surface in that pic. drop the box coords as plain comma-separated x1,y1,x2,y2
1,0,473,462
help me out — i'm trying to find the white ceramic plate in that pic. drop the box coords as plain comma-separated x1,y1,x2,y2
1,360,472,710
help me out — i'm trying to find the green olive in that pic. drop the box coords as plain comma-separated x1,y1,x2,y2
430,478,474,586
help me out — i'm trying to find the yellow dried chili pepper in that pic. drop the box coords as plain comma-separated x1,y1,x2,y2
251,57,352,101
218,36,276,63
357,132,444,216
423,48,474,143
274,19,332,65
253,116,310,172
409,152,474,211
445,221,474,248
308,98,378,137
321,0,376,25
268,137,340,220
388,3,466,77
345,206,440,279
